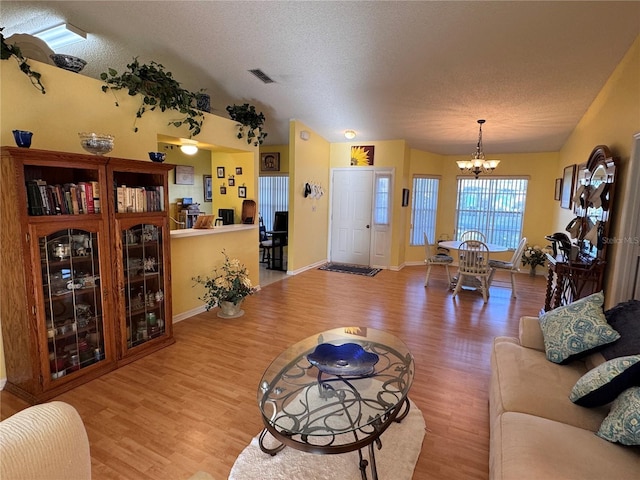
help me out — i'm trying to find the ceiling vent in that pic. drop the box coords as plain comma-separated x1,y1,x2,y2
249,69,275,84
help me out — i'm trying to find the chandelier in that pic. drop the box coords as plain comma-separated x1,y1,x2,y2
456,119,500,179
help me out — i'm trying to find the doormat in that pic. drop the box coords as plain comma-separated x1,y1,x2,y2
318,263,381,277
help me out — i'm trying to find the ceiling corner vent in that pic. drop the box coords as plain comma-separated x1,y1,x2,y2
249,69,275,84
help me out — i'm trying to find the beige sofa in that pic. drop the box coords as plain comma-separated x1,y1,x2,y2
0,401,91,479
490,316,640,480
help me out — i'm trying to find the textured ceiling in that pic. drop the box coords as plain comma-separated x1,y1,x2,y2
2,1,639,154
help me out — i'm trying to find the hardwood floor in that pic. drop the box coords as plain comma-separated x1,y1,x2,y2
1,266,548,479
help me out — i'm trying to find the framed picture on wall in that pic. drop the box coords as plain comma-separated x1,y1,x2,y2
217,166,225,178
220,185,227,195
236,167,243,175
238,186,247,198
228,176,235,187
554,178,562,201
175,165,195,185
261,153,280,171
203,175,212,202
402,188,410,207
560,164,575,209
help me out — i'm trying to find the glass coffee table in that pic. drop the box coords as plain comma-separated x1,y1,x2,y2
258,327,415,480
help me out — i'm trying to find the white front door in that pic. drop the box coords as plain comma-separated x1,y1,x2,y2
330,169,373,265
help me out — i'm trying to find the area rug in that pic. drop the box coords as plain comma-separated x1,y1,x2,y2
228,399,425,480
318,263,381,277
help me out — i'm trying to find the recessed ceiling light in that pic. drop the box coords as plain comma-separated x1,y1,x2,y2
33,23,87,50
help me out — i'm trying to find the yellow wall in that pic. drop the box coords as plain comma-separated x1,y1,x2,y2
260,144,290,175
210,151,256,220
171,229,259,315
554,34,640,305
162,143,213,221
1,59,259,381
288,120,331,271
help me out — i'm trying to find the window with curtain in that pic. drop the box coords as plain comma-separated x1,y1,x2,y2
455,177,528,249
410,176,440,245
258,175,289,231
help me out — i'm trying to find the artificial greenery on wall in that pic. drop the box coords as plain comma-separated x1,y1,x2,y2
226,103,268,146
100,58,205,137
0,28,46,94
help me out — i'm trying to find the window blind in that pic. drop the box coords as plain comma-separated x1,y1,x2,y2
258,175,289,231
410,176,440,245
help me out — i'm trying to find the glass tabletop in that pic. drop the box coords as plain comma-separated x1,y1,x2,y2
258,327,414,446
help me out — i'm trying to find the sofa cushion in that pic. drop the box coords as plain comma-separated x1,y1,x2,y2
539,291,620,364
601,300,640,360
570,355,640,407
490,340,609,431
491,411,640,480
597,387,640,445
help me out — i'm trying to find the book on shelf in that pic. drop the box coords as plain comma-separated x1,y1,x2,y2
114,185,164,213
25,179,101,216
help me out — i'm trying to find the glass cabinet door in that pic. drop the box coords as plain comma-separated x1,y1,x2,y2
121,223,166,349
39,228,106,380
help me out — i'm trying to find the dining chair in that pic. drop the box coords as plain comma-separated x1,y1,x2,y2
488,237,528,298
452,240,491,303
460,230,487,243
258,216,272,263
423,233,454,287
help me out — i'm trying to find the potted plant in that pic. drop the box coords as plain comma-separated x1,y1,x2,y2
193,251,256,317
521,244,551,276
1,28,46,94
100,58,205,137
226,103,268,146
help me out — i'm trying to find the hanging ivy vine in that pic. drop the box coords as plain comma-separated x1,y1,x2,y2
100,58,205,137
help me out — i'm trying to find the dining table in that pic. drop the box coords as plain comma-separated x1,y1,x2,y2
438,240,509,291
438,240,509,253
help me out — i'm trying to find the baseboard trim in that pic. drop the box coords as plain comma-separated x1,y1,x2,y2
173,304,207,324
290,259,327,276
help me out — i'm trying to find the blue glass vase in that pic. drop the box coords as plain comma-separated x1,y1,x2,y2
13,130,33,148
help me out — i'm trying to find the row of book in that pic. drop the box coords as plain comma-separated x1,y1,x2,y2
115,185,165,213
26,180,100,216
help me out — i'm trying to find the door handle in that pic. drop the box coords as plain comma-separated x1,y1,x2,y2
366,225,370,229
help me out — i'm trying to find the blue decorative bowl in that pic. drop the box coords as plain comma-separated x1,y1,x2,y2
307,343,379,376
13,130,33,148
148,152,166,163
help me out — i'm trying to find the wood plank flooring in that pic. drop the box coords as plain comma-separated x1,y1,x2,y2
1,266,548,479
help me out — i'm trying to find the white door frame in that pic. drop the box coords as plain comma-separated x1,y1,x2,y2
329,167,394,267
608,132,640,304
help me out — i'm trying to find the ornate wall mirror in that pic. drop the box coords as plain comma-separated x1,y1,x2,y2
574,145,616,261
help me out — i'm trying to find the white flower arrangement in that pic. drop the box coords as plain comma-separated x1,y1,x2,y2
193,251,256,310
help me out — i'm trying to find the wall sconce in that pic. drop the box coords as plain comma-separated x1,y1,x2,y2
33,23,87,50
344,130,356,140
180,139,198,155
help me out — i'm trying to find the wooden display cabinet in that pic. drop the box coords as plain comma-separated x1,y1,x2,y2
0,147,174,403
107,158,174,365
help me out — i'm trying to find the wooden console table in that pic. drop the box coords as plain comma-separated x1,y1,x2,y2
544,254,605,311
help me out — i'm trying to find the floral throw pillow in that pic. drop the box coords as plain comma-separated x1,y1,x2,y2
596,387,640,445
570,355,640,407
539,291,620,364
